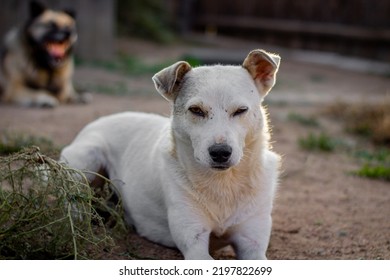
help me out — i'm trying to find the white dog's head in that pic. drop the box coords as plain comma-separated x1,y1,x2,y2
153,50,280,171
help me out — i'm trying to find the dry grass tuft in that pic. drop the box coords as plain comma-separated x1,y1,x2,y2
326,100,390,146
0,147,124,259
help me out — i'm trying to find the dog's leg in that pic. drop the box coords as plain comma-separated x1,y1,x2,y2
230,215,272,260
60,142,106,183
4,82,59,107
59,82,92,104
60,141,108,222
167,208,213,259
231,150,279,260
30,91,59,107
172,228,213,260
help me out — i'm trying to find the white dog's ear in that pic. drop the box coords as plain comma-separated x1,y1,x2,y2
243,49,280,96
152,61,192,102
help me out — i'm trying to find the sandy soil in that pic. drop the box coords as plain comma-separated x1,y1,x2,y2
0,37,389,259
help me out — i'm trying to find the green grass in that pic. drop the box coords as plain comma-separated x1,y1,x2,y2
299,132,336,152
354,165,390,181
353,148,390,181
354,148,390,163
299,133,390,181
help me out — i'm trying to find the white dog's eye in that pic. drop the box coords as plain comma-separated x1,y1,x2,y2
232,107,248,117
189,106,206,117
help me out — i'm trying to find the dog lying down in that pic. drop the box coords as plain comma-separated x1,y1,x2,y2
61,49,281,260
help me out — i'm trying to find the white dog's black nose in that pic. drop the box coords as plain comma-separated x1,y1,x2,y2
208,144,232,163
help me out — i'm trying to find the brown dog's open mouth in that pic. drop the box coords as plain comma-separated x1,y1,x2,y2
45,41,70,60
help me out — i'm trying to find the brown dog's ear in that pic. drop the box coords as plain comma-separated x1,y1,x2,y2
243,49,280,97
30,1,46,19
152,61,192,102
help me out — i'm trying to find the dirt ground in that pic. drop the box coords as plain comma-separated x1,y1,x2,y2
1,37,389,259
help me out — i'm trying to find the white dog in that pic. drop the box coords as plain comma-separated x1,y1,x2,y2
60,49,281,259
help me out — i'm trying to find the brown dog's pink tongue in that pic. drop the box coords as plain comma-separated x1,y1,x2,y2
47,43,66,59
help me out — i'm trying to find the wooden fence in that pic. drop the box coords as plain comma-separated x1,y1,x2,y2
175,0,390,61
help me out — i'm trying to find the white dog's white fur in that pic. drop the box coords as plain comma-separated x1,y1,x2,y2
60,49,281,259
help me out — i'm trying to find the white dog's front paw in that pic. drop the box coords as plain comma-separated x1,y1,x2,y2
180,239,214,260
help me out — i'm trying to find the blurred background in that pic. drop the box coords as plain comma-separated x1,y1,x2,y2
1,0,389,62
0,0,389,260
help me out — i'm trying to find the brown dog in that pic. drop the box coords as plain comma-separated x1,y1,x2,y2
0,1,89,107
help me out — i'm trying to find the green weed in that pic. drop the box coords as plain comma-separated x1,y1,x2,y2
299,132,336,152
354,148,390,163
353,148,390,181
354,165,390,181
